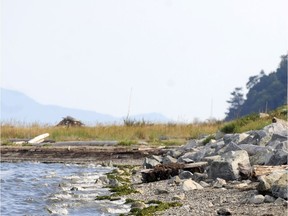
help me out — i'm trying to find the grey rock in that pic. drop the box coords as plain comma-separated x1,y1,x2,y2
271,172,288,199
192,172,208,182
167,149,182,158
249,149,274,165
248,194,265,204
217,207,232,215
264,195,276,203
239,130,270,146
143,157,161,168
168,175,181,185
212,178,227,188
266,149,288,165
274,197,288,205
162,155,177,164
203,155,221,165
172,193,185,200
178,148,206,163
179,171,193,179
208,150,251,180
181,140,198,151
179,158,194,163
217,142,242,155
151,155,163,163
238,144,267,156
199,181,210,188
223,133,249,144
257,171,286,193
182,179,203,191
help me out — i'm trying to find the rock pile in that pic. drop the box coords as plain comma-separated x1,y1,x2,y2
56,116,84,127
142,118,288,204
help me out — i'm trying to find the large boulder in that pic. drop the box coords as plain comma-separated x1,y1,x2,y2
223,133,249,144
208,150,251,180
266,149,288,165
257,170,286,193
271,172,288,199
238,144,268,156
216,142,242,155
249,149,274,165
239,130,271,146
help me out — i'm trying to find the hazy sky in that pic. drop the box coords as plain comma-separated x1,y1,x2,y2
1,0,288,122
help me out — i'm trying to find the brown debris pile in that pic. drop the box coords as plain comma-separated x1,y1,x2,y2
56,116,84,127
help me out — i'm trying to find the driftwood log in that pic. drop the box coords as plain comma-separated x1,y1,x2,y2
252,165,288,177
141,162,208,183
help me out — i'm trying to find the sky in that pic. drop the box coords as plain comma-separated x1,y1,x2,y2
1,0,288,122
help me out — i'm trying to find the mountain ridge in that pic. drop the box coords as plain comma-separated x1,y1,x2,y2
0,88,170,125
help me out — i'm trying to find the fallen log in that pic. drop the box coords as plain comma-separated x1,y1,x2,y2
141,162,208,183
252,165,288,177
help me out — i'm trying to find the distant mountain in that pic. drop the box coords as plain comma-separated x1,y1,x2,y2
0,88,170,125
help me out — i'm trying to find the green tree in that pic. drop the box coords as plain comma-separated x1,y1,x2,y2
225,87,244,121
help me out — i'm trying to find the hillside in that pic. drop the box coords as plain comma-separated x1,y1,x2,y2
0,88,170,125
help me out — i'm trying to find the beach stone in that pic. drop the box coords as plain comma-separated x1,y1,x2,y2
217,142,242,155
249,149,274,165
162,155,177,164
181,140,198,151
178,148,206,162
266,149,288,165
131,201,146,209
274,197,288,205
155,188,169,195
199,181,210,188
271,172,288,199
208,150,251,180
182,179,203,191
172,193,185,200
168,175,181,185
192,172,208,182
143,157,161,168
167,149,182,158
249,194,265,204
217,207,232,215
179,171,193,179
257,171,286,193
213,178,227,188
264,195,276,203
239,130,270,146
238,144,267,156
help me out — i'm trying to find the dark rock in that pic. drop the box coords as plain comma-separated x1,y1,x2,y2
192,172,208,182
143,157,161,169
271,173,288,199
217,142,242,155
266,149,288,165
162,155,178,164
217,207,232,215
179,171,193,179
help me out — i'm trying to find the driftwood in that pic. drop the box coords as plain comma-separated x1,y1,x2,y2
141,162,208,183
252,165,288,177
56,116,84,127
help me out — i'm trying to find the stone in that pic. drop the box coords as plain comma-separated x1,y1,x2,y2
179,171,193,179
223,133,249,144
271,172,288,199
274,197,288,205
109,179,122,187
182,179,203,191
249,194,265,204
208,150,251,180
168,175,182,185
155,188,169,194
96,175,109,185
143,157,161,169
167,149,182,158
216,207,232,215
131,201,146,209
212,178,227,188
172,193,185,200
199,181,210,188
203,155,221,165
181,140,198,151
178,148,207,162
179,158,194,163
266,149,288,165
217,142,243,155
257,171,286,193
162,155,178,164
238,144,267,156
192,172,208,182
249,149,274,166
264,195,276,203
239,130,270,146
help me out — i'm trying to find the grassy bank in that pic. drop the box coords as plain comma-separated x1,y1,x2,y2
1,105,287,146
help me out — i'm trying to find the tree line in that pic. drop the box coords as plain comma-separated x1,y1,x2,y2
225,54,287,121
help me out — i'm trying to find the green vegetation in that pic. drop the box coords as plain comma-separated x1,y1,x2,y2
127,200,182,216
226,54,287,120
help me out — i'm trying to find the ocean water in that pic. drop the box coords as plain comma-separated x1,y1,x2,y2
0,162,130,216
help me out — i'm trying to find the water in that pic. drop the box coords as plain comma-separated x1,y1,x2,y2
0,162,130,216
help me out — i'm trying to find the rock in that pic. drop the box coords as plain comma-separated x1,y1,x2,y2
266,149,288,165
257,171,286,193
203,155,221,165
217,142,243,155
264,195,276,203
179,171,193,179
178,148,207,163
192,172,208,182
96,175,109,185
168,175,182,185
249,149,274,165
182,179,203,191
172,193,185,200
271,172,288,199
199,181,210,188
274,197,288,205
208,150,251,180
131,201,146,209
212,178,227,188
239,130,270,146
143,157,161,169
181,140,198,151
167,149,182,158
217,207,232,215
249,194,265,204
162,155,178,164
151,155,163,163
223,133,249,144
155,188,169,194
179,158,194,163
109,179,122,187
238,144,267,156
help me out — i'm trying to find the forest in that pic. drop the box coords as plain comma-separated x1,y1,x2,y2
225,54,287,121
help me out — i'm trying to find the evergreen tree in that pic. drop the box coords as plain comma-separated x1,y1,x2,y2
225,87,244,121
